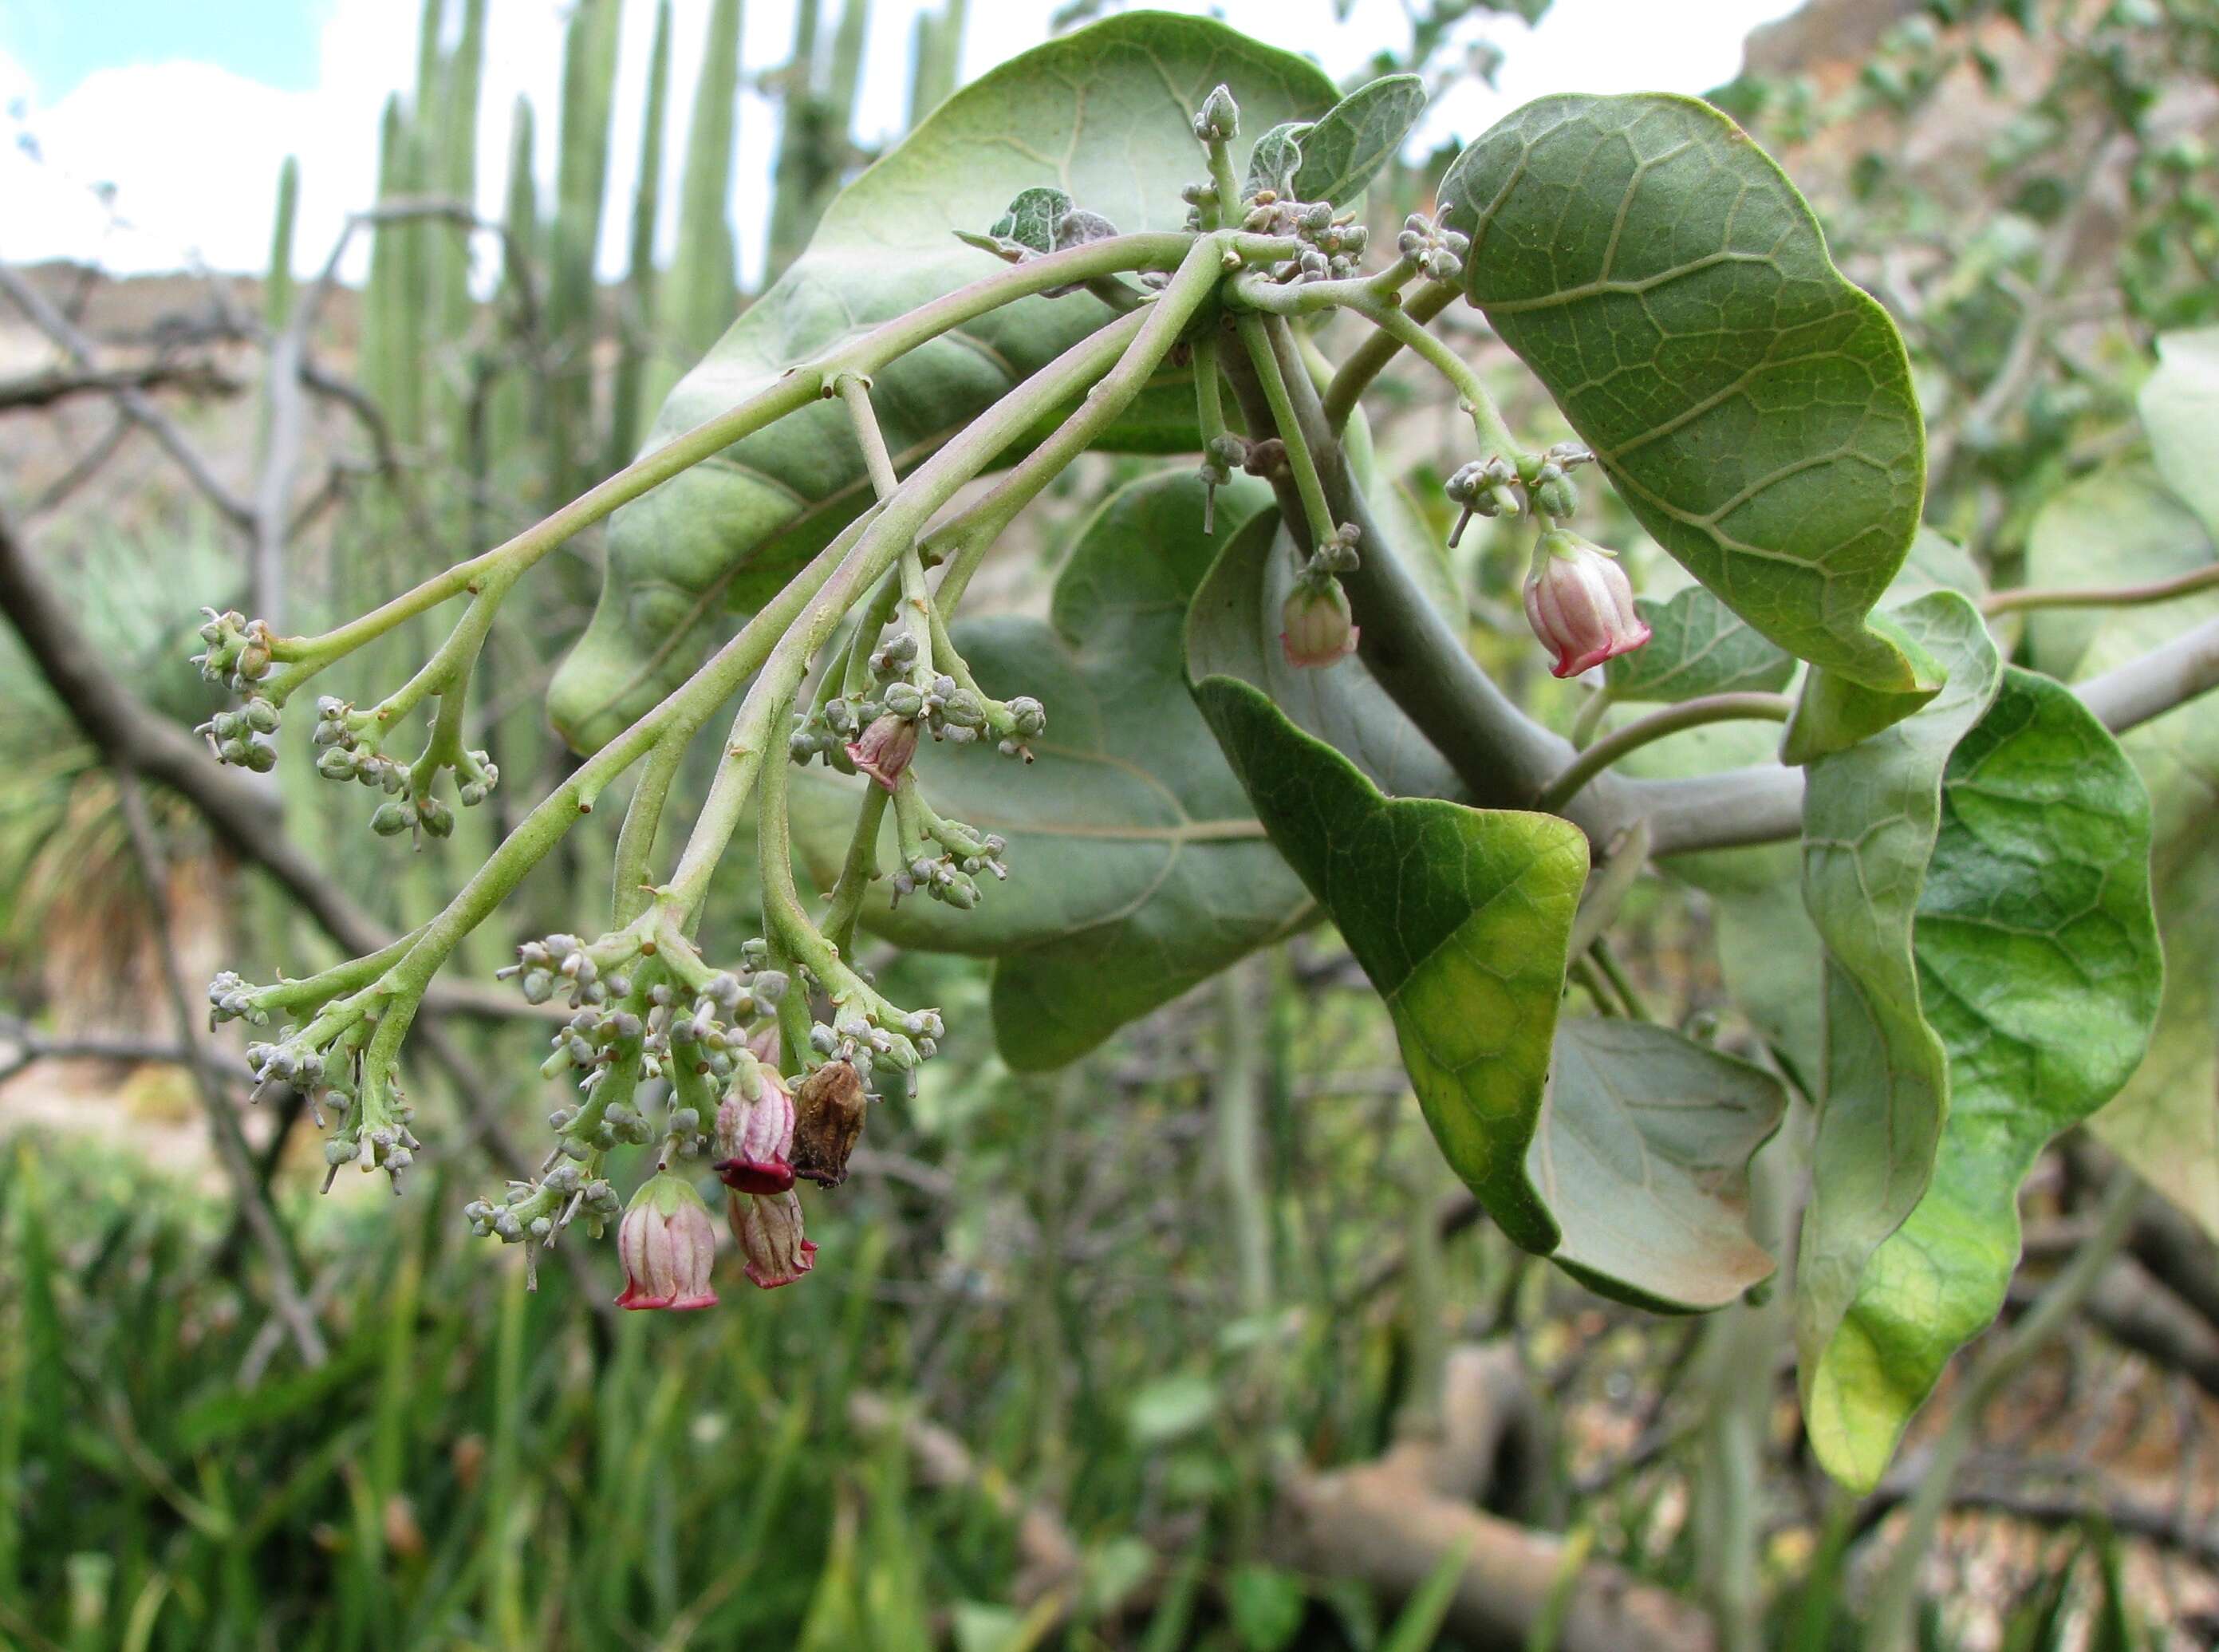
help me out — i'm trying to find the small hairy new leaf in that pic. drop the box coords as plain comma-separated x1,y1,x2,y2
1795,590,2001,1462
1191,677,1586,1254
1538,1019,1787,1311
1440,94,1929,703
790,473,1311,1070
989,185,1074,253
1291,73,1426,206
1242,121,1311,201
547,14,1335,751
1804,668,2162,1488
1602,584,1794,703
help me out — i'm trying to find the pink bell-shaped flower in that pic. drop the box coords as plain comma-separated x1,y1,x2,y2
727,1185,818,1290
1521,530,1650,679
614,1172,719,1311
712,1062,798,1196
845,713,919,792
1280,576,1358,668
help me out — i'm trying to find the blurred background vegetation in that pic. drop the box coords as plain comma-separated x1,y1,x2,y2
2,0,2217,1646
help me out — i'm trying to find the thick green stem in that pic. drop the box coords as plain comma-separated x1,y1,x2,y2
924,242,1230,608
261,231,1196,698
611,732,690,925
822,785,890,956
1320,279,1456,430
1238,274,1519,459
1234,312,1337,545
1532,693,1791,814
668,243,1221,916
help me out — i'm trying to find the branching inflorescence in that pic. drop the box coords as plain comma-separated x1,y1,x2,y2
192,81,1649,1307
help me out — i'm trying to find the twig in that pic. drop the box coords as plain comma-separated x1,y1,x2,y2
1532,694,1791,814
111,765,328,1370
1983,558,2219,616
0,360,242,413
0,263,254,530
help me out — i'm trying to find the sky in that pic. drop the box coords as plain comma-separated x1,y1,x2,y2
0,0,1803,285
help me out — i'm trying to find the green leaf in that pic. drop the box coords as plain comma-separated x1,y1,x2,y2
1125,1371,1219,1445
1794,590,2002,1473
1227,1565,1307,1652
988,185,1073,253
1191,676,1586,1253
2022,463,2213,685
2021,442,2219,1237
1290,74,1427,206
1780,608,1945,764
548,14,1336,751
1440,94,1929,696
2140,325,2219,541
1538,1019,1787,1311
790,472,1311,1071
1242,121,1311,201
1803,668,2162,1488
1602,585,1794,703
2090,847,2219,1242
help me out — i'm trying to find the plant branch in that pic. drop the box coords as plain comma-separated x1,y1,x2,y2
1533,694,1791,813
1982,558,2219,615
1321,279,1456,429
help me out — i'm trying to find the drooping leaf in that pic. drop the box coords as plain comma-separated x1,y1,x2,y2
1290,74,1426,206
1803,668,2162,1488
1243,121,1311,202
1536,1018,1787,1311
1780,609,1945,764
1602,585,1794,703
548,14,1336,750
1190,676,1586,1253
790,473,1311,1071
1440,94,1930,704
1794,590,2001,1466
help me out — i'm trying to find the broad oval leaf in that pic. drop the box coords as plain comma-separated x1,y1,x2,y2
1793,589,2001,1466
548,14,1336,751
1290,74,1427,206
2142,325,2219,542
1602,585,1794,703
1440,93,1929,698
790,471,1311,1071
1538,1018,1787,1311
1803,668,2162,1488
1190,676,1587,1253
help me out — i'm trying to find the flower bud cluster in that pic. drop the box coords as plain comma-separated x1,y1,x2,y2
195,696,281,772
192,608,275,696
309,696,499,835
495,931,637,1011
463,1165,622,1249
1239,195,1372,286
1394,212,1472,286
807,1003,943,1082
1445,441,1594,546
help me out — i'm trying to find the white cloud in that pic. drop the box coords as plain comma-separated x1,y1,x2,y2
0,0,1797,284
